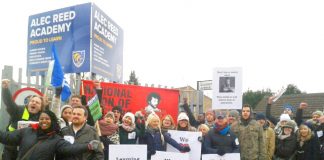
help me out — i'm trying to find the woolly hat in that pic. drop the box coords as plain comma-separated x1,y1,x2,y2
280,114,291,122
229,110,239,119
282,120,295,129
215,111,226,119
61,105,72,114
104,111,115,121
255,113,266,121
312,110,323,117
123,112,135,124
177,112,189,122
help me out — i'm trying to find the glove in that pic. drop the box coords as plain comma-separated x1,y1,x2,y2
198,136,203,142
181,146,191,152
217,148,226,156
88,140,101,152
55,86,62,97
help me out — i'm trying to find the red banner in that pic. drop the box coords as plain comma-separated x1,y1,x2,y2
82,80,179,121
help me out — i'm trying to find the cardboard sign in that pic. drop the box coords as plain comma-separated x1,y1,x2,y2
109,145,147,160
202,153,240,160
87,94,102,121
213,67,242,109
151,151,190,160
167,130,202,160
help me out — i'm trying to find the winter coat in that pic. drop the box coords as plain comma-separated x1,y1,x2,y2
61,124,104,160
231,119,267,160
119,125,143,144
312,123,324,159
274,133,297,160
2,88,40,130
204,126,239,154
140,130,186,159
296,133,320,160
263,124,275,160
0,127,88,160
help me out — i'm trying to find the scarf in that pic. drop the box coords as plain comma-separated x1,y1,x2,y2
121,123,136,132
241,118,251,126
215,123,230,136
278,134,291,140
99,119,118,136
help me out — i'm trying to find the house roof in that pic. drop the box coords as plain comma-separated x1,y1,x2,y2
254,93,324,119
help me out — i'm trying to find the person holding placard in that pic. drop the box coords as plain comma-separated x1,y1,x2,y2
231,104,266,160
119,112,145,144
204,111,239,156
140,113,191,159
0,110,100,159
1,79,45,160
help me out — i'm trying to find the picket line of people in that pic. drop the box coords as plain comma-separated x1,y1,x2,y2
1,79,324,160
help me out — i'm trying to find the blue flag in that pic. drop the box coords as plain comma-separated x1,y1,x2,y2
51,45,71,101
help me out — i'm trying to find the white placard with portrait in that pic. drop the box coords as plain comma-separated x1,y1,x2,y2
212,67,242,109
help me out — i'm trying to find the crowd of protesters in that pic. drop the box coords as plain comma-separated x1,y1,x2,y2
1,79,324,160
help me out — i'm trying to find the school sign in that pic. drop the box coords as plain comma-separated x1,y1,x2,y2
27,3,123,82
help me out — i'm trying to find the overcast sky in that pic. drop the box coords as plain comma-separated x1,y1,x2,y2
1,0,324,94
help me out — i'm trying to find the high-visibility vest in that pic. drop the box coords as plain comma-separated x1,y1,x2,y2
8,107,29,132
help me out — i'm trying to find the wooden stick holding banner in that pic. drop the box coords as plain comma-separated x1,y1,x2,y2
272,87,286,103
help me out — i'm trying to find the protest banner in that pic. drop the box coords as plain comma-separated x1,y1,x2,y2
109,145,147,160
212,67,242,109
151,151,190,160
167,130,202,160
202,153,240,160
87,94,102,121
82,80,179,120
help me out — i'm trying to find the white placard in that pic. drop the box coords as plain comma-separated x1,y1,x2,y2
17,121,38,129
109,145,147,160
202,153,240,160
166,130,202,160
212,67,242,109
272,87,286,102
151,151,190,160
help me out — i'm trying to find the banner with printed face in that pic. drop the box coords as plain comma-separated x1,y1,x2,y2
202,153,240,160
82,80,179,121
166,130,202,160
212,67,242,109
109,145,147,160
151,151,190,160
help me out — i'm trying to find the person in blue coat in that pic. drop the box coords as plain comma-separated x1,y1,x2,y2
140,113,191,159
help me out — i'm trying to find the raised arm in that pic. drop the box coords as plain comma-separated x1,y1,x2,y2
181,98,200,128
265,96,279,125
2,79,21,117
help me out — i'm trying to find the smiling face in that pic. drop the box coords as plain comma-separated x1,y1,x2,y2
123,116,133,126
162,116,172,128
39,113,51,130
178,120,188,128
72,108,87,126
149,116,160,129
27,96,43,114
299,126,309,137
62,108,72,122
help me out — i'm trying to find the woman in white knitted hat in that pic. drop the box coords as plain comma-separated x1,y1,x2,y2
176,112,197,131
119,112,144,144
